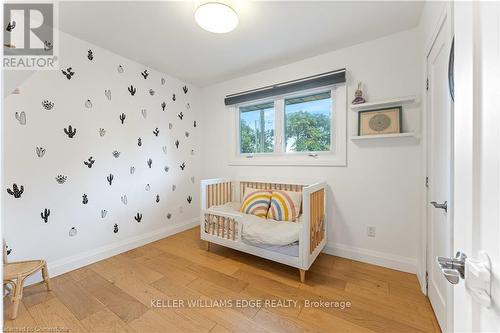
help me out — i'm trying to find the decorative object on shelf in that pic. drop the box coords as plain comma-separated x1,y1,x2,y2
351,82,366,105
358,106,401,136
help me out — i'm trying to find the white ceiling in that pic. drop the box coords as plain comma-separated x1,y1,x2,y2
59,1,424,87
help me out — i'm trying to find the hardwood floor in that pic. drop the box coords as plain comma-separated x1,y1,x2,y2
4,227,441,332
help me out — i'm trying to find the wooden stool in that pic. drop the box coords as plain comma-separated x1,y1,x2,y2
3,260,51,319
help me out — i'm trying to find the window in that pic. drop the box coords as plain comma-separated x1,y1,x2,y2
233,85,346,166
284,91,332,152
239,102,275,154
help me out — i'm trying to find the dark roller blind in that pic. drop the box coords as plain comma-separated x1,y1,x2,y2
224,69,346,106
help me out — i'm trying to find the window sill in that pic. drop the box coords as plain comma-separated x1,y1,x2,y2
229,155,346,167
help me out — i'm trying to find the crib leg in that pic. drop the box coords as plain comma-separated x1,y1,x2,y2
299,269,306,283
206,241,210,251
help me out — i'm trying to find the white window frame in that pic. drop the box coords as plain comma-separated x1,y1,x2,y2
229,83,347,167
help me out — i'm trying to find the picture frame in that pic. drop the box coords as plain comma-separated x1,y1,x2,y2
358,106,402,136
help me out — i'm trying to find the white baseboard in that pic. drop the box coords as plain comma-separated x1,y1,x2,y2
26,218,199,285
322,241,417,274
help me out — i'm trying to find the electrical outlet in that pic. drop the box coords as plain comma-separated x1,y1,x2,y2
367,226,376,237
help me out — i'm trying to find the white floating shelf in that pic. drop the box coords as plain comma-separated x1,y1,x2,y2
351,132,418,141
350,96,417,112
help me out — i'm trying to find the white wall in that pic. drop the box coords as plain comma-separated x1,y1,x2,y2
2,31,202,277
200,28,424,273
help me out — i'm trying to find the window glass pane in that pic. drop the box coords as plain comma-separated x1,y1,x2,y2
239,102,275,154
285,91,332,152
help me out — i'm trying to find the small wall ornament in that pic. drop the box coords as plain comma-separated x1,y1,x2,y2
352,82,366,105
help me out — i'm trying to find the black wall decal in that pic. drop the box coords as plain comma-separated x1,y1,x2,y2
141,109,147,118
99,128,106,137
180,162,186,170
42,100,54,110
161,77,166,85
85,99,92,108
183,85,188,94
147,158,152,168
172,94,176,101
130,166,135,174
128,85,136,96
62,67,75,80
113,224,119,233
6,183,24,198
119,113,126,124
55,175,67,184
64,125,77,138
161,102,166,111
6,21,15,32
36,146,46,158
82,193,88,204
156,194,160,203
141,70,149,79
138,137,142,147
107,173,114,185
169,123,173,130
175,140,180,149
69,227,77,237
167,213,172,219
187,195,192,204
15,111,26,125
105,89,111,100
118,65,124,73
153,128,159,136
194,120,197,127
87,49,93,60
149,89,155,96
134,213,143,223
41,208,50,223
84,156,95,168
101,209,107,218
178,112,183,120
185,131,189,138
112,150,120,158
164,166,170,173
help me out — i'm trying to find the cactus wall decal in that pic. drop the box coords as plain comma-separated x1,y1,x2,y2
107,173,114,185
42,100,54,110
105,89,111,100
55,175,67,184
138,137,142,147
112,150,120,158
40,208,50,223
36,146,46,158
177,112,184,120
153,128,159,136
175,140,180,149
99,128,106,137
134,213,143,223
161,102,166,111
117,65,124,73
121,195,128,205
149,89,155,96
15,111,26,125
130,166,135,174
87,49,93,60
187,195,192,204
128,85,136,96
84,156,95,168
113,224,119,233
64,125,77,138
169,123,173,130
172,94,176,101
164,166,170,173
69,227,77,237
156,194,160,203
82,193,88,204
180,162,186,170
119,113,126,124
141,69,149,79
6,183,24,198
194,120,197,127
85,99,93,108
167,213,172,219
101,209,107,218
182,85,188,94
147,158,152,168
185,131,189,138
161,77,166,85
61,67,75,80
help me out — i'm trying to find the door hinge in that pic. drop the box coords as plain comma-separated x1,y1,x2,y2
425,176,429,188
426,78,429,91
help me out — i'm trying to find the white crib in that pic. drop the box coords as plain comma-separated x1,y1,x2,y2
200,178,327,282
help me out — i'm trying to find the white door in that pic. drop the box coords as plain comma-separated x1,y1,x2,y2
426,9,453,332
453,1,500,332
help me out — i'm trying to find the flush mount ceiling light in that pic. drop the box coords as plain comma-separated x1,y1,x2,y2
195,2,239,33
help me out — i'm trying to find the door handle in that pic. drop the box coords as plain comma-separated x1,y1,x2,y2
430,201,447,212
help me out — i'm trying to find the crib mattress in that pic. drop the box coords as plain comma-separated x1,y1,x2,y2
209,202,301,246
242,239,299,257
